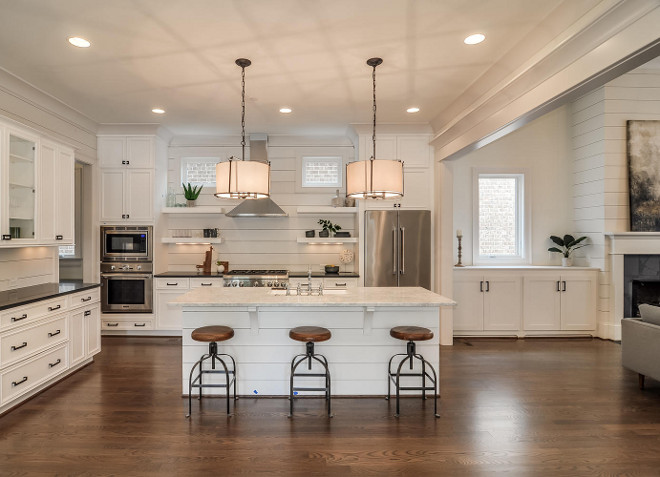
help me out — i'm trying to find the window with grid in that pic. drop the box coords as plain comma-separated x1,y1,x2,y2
181,157,220,186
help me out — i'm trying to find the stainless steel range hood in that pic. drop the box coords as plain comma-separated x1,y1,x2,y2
225,135,288,217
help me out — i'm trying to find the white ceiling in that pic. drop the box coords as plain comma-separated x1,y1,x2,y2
0,0,610,136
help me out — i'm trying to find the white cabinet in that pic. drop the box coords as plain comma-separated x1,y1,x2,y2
39,140,74,244
155,278,190,330
453,271,522,331
323,277,358,289
98,136,154,169
68,289,101,367
523,272,597,331
100,169,154,222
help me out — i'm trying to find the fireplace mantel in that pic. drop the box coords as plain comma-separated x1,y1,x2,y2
605,232,660,255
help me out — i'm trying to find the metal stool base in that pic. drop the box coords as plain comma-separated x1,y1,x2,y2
386,340,439,418
289,341,332,417
186,341,237,418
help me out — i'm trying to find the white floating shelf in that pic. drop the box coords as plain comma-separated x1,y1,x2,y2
162,207,225,214
161,238,223,244
297,237,358,244
296,206,357,215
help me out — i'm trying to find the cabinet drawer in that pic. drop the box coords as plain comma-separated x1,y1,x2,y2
1,315,68,369
323,278,358,289
1,296,67,331
67,289,100,309
190,278,223,288
155,278,190,290
1,344,68,404
102,319,154,330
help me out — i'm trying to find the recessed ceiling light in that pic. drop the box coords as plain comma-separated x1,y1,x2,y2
151,108,165,114
279,107,292,114
68,37,91,48
406,107,420,113
464,33,485,45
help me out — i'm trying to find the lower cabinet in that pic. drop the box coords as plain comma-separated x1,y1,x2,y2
69,304,101,367
453,273,522,331
155,278,190,330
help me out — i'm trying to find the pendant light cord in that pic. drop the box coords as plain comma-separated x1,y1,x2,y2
372,62,377,161
241,63,247,161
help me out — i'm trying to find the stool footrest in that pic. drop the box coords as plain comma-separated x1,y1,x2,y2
293,387,328,392
293,373,327,377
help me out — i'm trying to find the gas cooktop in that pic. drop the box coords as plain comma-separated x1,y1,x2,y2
225,270,288,276
222,270,289,288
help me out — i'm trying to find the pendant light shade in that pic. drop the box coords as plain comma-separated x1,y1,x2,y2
346,57,403,200
215,58,271,200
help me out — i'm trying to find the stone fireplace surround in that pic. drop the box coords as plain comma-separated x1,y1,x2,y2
606,232,660,340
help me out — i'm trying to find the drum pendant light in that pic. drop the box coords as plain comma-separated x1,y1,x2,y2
346,58,403,199
215,58,271,199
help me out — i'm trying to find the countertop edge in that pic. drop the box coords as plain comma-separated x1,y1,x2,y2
0,282,101,311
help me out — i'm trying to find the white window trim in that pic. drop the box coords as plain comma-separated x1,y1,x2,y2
301,156,343,188
180,157,221,187
294,152,349,194
472,168,531,266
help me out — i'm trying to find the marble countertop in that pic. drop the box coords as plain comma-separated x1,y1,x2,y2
0,281,101,311
289,272,359,278
173,286,455,308
155,271,224,278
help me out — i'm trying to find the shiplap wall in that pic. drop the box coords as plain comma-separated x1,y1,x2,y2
162,137,357,273
0,247,57,291
571,67,660,337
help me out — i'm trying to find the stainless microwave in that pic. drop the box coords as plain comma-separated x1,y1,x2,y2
101,226,152,262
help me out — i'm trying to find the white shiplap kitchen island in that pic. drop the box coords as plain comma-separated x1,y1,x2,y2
173,287,455,396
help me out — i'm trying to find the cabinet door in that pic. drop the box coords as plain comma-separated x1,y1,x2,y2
6,130,38,241
126,137,154,168
523,274,561,330
55,147,75,243
561,274,597,330
38,140,57,243
98,137,126,168
69,310,86,366
156,290,187,330
396,135,431,169
483,275,522,330
125,170,153,222
85,305,101,357
453,274,484,331
100,169,126,221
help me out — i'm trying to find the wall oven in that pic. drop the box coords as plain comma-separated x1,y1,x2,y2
101,226,152,262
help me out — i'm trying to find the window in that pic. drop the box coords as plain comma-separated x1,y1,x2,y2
474,172,528,264
180,157,220,186
301,156,342,188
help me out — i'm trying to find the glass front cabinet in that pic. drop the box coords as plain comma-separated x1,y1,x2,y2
1,126,39,244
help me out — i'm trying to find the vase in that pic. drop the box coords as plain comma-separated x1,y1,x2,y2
562,256,573,267
186,199,196,207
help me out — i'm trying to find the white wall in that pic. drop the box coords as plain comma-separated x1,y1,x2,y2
450,105,574,266
162,136,357,273
0,247,57,291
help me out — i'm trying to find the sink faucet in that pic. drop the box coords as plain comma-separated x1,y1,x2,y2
307,265,312,289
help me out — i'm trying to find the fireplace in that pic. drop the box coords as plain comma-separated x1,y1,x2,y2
624,255,660,317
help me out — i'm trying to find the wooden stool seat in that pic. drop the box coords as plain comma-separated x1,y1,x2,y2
390,326,433,342
289,326,331,343
191,325,235,342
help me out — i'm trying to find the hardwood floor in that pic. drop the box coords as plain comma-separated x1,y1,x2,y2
1,337,659,476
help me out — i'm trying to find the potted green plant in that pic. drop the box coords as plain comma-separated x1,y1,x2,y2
548,234,588,266
318,219,341,238
182,183,203,207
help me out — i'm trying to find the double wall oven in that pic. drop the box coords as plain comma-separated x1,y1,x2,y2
100,226,153,313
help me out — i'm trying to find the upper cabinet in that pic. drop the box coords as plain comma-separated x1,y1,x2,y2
0,119,75,248
98,136,154,168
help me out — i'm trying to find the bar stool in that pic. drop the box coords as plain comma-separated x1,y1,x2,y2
288,326,332,417
386,326,439,418
186,325,237,418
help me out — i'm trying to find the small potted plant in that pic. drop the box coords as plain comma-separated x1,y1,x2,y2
182,182,203,207
548,234,588,266
318,219,341,238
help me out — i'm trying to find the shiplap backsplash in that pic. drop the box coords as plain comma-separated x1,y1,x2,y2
163,137,357,273
571,67,660,337
0,247,57,291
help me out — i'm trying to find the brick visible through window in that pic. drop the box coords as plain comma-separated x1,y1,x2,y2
478,176,519,257
302,157,342,188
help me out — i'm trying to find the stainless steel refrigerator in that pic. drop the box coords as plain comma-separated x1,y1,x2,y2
364,210,431,289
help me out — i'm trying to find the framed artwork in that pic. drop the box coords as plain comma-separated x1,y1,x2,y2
627,120,660,231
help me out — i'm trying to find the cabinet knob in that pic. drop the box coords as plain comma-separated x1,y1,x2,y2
56,235,63,240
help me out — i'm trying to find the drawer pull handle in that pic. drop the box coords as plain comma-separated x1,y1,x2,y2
201,283,212,286
134,323,146,327
167,282,178,286
106,322,119,327
48,330,61,338
48,305,61,312
12,376,28,387
81,296,92,302
335,283,346,287
49,358,62,368
56,235,63,240
11,342,28,351
11,313,28,322
84,310,92,317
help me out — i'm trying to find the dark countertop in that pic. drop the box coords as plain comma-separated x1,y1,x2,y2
289,272,359,278
0,281,101,311
154,272,225,278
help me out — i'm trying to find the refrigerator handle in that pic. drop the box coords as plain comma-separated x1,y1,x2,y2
400,227,405,274
392,228,397,275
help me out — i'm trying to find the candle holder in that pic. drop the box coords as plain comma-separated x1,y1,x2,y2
455,235,464,267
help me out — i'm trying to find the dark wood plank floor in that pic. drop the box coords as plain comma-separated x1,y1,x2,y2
1,337,659,476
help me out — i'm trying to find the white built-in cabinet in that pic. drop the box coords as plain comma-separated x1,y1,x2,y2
154,277,225,331
0,119,75,247
453,272,522,331
453,267,598,336
98,136,156,223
